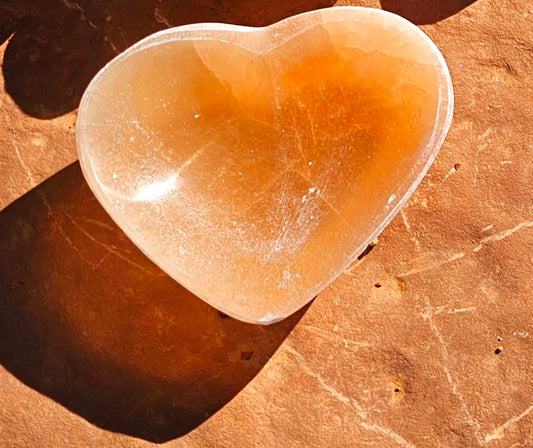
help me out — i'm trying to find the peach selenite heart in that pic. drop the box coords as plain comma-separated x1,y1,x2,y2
76,7,453,324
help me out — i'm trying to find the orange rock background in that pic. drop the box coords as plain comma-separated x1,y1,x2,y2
1,0,532,447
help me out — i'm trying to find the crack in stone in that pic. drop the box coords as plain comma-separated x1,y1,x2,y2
421,298,483,446
394,219,533,279
55,219,100,270
433,305,477,315
154,6,172,28
36,190,53,216
59,0,97,30
82,218,115,232
485,403,533,443
297,324,372,350
63,212,163,277
396,252,465,278
400,209,411,232
285,344,366,415
284,344,417,447
13,142,35,184
360,422,417,448
474,220,533,252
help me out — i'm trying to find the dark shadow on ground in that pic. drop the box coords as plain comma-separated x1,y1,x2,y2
0,162,309,442
380,0,477,25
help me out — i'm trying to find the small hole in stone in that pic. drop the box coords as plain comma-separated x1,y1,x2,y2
374,283,382,288
494,347,502,355
241,351,253,361
394,388,400,393
454,163,461,170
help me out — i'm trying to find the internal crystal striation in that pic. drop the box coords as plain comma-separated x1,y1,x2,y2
77,7,453,323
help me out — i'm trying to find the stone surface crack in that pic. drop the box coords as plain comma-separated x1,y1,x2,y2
472,128,492,187
297,324,371,350
400,209,411,232
434,306,477,315
421,298,483,446
360,422,417,448
13,142,35,184
285,344,366,415
82,218,115,232
60,0,97,30
394,220,533,279
484,403,533,443
55,220,100,270
154,6,172,28
36,190,53,216
474,220,533,252
284,344,417,447
63,212,162,277
396,252,465,278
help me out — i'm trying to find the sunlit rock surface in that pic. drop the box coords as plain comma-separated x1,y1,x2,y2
76,7,453,323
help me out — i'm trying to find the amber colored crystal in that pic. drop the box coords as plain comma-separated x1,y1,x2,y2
76,7,453,323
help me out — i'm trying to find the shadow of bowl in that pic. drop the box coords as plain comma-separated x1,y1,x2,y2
380,0,478,25
0,163,308,443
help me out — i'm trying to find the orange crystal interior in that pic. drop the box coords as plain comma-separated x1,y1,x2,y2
77,8,452,323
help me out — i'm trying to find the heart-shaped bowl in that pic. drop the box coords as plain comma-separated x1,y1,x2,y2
76,6,453,324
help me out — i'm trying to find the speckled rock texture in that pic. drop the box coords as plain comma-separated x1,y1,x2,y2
1,1,532,447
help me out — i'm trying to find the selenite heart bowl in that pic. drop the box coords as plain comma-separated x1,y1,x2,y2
76,6,453,324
